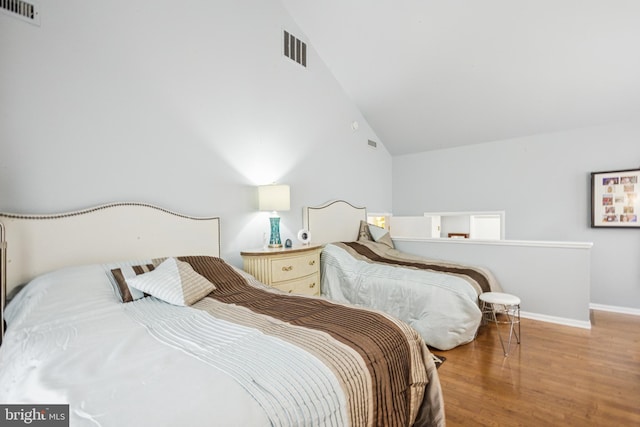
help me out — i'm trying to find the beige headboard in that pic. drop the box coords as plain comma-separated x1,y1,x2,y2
303,200,367,245
0,202,220,296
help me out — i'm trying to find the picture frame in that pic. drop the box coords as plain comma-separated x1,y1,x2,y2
591,168,639,228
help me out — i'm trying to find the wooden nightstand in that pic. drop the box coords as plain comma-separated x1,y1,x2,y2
241,245,322,296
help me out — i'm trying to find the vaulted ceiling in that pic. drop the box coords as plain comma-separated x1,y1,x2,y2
282,1,640,155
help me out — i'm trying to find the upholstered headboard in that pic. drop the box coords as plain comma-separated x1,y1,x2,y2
0,203,220,296
303,200,367,245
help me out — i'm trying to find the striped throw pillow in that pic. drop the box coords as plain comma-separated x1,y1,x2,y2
111,264,155,303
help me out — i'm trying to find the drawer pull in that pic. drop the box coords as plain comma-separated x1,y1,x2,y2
282,266,293,272
309,260,316,266
309,282,316,288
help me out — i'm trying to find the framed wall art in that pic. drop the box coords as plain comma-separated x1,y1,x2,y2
591,168,639,228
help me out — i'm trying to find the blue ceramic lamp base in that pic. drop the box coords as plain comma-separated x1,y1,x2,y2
269,216,282,248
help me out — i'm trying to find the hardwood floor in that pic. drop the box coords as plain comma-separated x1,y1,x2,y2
431,310,640,426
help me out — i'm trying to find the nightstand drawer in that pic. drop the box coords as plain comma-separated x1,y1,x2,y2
271,253,318,283
272,275,319,296
241,245,322,296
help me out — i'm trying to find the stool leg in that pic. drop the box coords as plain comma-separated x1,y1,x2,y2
493,304,510,356
516,304,521,344
502,303,521,356
480,297,521,356
486,303,520,357
477,299,491,339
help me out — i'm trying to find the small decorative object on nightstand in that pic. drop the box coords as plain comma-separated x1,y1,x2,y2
297,228,311,245
241,244,322,296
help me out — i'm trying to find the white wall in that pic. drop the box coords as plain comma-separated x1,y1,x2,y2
0,0,392,267
393,122,640,310
394,238,592,327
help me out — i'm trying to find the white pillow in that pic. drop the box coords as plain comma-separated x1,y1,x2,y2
126,257,216,306
368,223,395,249
367,223,387,240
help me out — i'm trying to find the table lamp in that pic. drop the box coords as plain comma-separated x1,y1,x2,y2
258,184,290,248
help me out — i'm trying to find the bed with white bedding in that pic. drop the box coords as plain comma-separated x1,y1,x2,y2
0,203,445,427
304,200,502,351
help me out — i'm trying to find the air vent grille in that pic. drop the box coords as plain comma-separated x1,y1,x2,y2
283,30,307,68
1,0,40,25
368,140,378,149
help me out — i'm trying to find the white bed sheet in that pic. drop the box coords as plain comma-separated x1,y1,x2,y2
0,264,346,426
321,243,483,350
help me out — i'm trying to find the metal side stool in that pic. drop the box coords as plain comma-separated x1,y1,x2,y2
479,292,521,356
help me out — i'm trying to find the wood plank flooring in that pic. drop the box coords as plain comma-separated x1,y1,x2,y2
431,310,640,426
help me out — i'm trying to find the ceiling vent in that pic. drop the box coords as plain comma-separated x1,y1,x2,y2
283,30,307,68
1,0,40,26
368,140,378,149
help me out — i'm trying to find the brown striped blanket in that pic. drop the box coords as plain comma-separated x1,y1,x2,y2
180,255,445,427
340,241,499,294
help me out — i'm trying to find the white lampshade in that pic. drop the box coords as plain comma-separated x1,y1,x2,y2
258,185,290,212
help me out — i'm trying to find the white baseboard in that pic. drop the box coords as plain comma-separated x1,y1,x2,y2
520,311,591,329
520,305,640,329
589,303,640,316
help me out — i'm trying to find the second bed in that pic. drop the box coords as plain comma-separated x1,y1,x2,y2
304,200,502,350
